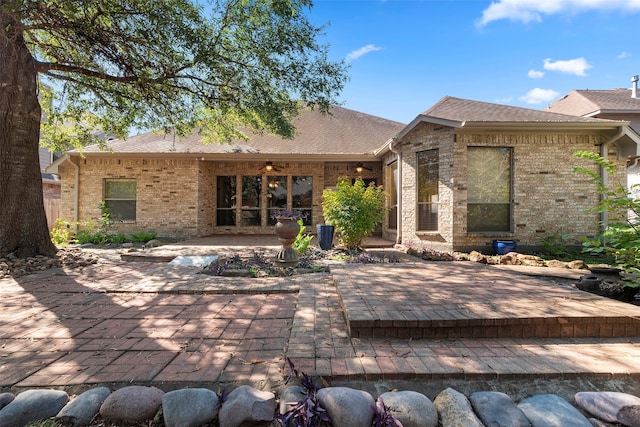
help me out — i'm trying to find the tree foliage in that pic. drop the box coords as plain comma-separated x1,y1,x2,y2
0,0,348,257
322,178,386,249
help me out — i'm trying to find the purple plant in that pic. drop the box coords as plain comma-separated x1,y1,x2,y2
277,357,331,427
271,209,307,220
371,397,403,427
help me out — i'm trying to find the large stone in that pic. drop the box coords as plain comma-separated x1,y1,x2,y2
378,390,437,427
317,387,374,427
470,391,531,427
278,385,307,416
617,405,640,426
518,394,592,427
575,391,640,423
0,389,68,427
0,393,15,410
433,387,484,427
163,388,220,427
100,385,164,424
218,385,275,427
57,387,111,427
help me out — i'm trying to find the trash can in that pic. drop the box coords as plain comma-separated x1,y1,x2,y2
316,224,335,250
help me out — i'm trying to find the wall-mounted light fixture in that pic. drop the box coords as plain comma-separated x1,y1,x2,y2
265,161,274,172
355,162,372,173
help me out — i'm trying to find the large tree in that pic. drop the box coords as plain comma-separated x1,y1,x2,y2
0,0,347,258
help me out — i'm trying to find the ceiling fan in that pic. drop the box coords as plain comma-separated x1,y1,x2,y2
259,161,284,172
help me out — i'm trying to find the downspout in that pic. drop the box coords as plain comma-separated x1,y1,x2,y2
389,138,402,244
599,127,625,233
69,156,80,224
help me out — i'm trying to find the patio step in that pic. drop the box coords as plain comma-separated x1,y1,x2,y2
345,314,640,339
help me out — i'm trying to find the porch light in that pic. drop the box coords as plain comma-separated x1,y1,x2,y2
355,162,364,173
265,161,274,172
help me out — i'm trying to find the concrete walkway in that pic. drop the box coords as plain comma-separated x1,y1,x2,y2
1,235,640,396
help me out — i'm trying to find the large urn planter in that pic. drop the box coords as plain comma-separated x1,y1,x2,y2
316,224,335,250
274,217,300,267
492,239,517,255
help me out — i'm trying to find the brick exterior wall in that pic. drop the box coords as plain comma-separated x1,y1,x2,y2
57,158,382,239
390,122,627,252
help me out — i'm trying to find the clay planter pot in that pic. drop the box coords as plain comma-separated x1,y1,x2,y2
274,217,300,267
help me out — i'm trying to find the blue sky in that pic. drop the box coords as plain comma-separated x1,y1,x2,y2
306,0,640,123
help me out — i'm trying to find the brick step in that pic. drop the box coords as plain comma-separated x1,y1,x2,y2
347,315,640,339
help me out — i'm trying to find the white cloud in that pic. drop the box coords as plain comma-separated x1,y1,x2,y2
618,51,632,59
477,0,640,27
520,88,560,104
543,57,592,76
528,69,545,79
346,44,383,62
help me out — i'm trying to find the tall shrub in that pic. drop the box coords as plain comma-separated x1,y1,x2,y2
573,150,640,278
321,178,386,249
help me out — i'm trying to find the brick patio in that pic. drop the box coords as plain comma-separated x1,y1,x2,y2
1,236,640,392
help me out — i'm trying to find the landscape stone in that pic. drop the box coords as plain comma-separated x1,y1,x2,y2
470,391,532,427
100,385,164,424
378,390,437,427
162,388,219,427
278,385,306,416
0,389,68,427
546,259,569,269
316,386,374,427
145,239,163,248
518,393,592,427
617,405,640,427
433,387,484,427
57,387,111,427
218,384,275,427
0,392,14,410
575,391,640,423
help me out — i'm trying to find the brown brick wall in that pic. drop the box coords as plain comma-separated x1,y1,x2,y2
58,157,383,238
393,123,626,252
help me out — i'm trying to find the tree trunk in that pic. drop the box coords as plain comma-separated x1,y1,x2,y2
0,13,57,258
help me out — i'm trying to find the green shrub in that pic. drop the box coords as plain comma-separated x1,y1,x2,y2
50,219,74,247
293,219,313,254
129,231,158,243
573,151,640,283
321,178,386,249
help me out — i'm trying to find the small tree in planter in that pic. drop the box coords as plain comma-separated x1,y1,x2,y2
321,178,386,249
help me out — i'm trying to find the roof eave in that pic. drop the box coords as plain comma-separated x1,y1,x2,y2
66,151,377,162
459,121,630,131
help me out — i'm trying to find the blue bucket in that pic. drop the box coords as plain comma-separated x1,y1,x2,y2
492,240,517,255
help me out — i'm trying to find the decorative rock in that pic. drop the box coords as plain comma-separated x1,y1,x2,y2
518,394,592,427
378,390,437,427
163,388,219,427
499,253,518,265
317,387,374,427
218,385,275,427
0,392,15,410
57,387,111,427
0,389,68,427
546,259,569,269
279,385,306,416
100,385,164,424
145,239,164,248
617,405,640,427
568,259,587,270
470,391,532,427
433,387,484,427
469,251,488,264
575,392,640,423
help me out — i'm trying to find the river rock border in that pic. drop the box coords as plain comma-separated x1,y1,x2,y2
1,384,639,426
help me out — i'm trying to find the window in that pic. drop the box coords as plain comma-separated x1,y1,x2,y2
267,176,287,225
292,176,313,225
387,161,398,229
104,179,136,222
242,176,262,226
467,147,513,232
417,150,439,231
216,176,236,226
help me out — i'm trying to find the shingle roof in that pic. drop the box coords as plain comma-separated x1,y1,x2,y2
546,89,640,116
79,106,405,157
423,96,616,124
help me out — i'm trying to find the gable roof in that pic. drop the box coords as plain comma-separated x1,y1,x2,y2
546,89,640,117
75,106,405,161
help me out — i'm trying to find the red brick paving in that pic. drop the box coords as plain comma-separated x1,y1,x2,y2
1,237,640,391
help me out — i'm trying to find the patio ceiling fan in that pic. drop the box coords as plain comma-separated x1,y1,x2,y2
259,161,285,172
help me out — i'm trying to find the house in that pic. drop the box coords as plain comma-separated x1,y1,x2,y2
376,97,639,252
546,76,640,204
39,147,62,230
47,106,405,239
47,98,640,252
